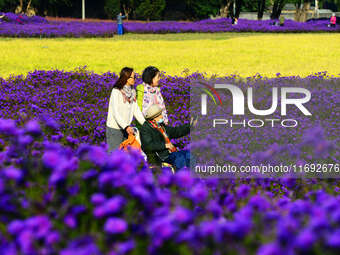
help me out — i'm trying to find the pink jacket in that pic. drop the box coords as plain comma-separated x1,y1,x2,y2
330,16,336,24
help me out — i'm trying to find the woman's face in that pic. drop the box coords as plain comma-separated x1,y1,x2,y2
151,72,160,87
127,71,135,86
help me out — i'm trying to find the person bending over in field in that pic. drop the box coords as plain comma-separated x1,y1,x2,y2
106,67,145,151
329,13,337,28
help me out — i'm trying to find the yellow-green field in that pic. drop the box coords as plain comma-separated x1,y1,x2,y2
1,33,340,78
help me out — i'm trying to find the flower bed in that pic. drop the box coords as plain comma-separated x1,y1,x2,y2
0,12,339,37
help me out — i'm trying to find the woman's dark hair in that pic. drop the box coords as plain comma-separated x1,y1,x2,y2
142,66,160,85
113,67,133,90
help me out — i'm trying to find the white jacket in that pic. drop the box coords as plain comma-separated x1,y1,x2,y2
106,88,145,130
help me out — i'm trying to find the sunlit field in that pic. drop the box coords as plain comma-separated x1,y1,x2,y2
1,33,340,78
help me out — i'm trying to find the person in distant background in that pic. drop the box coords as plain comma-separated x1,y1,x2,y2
279,16,285,26
117,12,126,35
232,17,238,25
329,13,337,28
14,14,24,24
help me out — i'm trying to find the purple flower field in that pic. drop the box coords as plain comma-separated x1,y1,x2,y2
0,68,339,254
0,12,339,37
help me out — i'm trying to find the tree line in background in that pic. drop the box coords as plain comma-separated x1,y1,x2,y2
0,0,339,21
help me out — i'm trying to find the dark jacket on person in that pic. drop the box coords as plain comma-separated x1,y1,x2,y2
139,121,190,162
117,14,126,24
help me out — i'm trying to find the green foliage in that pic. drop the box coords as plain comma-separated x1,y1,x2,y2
0,0,73,16
104,0,121,19
240,0,271,12
242,0,259,12
0,0,19,12
135,0,152,20
185,0,222,19
135,0,165,20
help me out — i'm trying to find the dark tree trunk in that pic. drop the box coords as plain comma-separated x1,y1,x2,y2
235,0,243,19
277,0,286,18
257,0,266,20
271,0,286,20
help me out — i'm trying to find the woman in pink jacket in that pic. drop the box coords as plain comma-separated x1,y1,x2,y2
330,13,337,28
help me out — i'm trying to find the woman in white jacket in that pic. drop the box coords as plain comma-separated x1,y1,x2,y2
106,67,145,151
